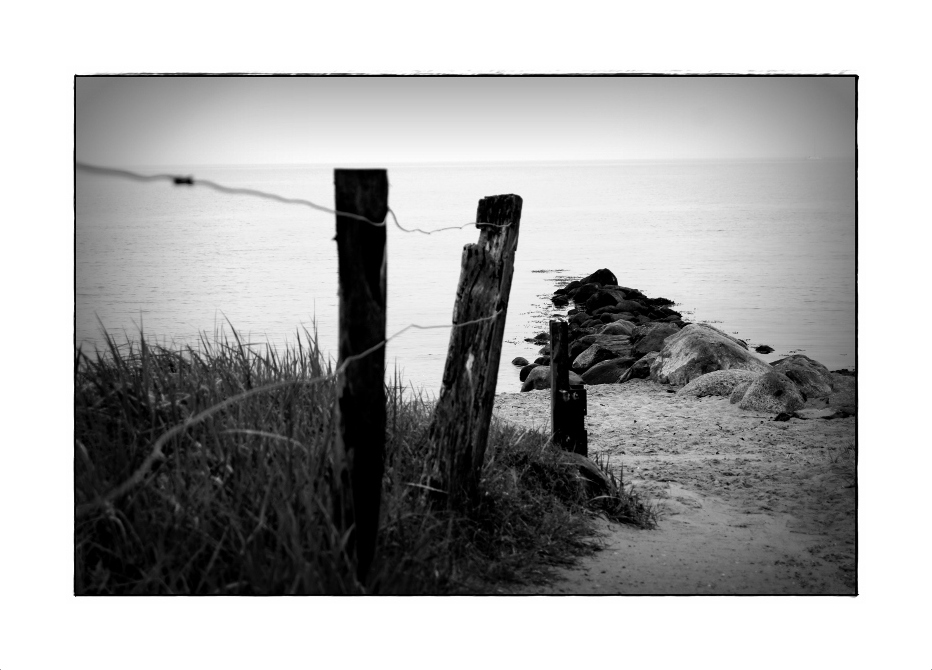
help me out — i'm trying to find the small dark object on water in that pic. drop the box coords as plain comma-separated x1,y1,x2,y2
773,412,793,422
173,176,194,185
755,344,775,354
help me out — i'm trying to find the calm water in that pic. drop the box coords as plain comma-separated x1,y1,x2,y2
75,160,856,396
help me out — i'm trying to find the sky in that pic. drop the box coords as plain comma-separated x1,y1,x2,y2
75,76,855,166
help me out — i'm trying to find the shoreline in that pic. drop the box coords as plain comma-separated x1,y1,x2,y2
492,269,857,594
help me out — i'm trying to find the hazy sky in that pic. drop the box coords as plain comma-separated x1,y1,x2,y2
76,76,855,165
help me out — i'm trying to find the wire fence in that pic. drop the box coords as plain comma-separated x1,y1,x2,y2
75,161,514,516
75,160,510,372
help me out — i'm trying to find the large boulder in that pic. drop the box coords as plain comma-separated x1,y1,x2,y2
572,344,619,372
735,370,805,413
619,352,659,382
677,369,762,398
581,268,618,286
581,358,636,385
520,366,584,392
771,355,834,399
631,322,681,357
598,320,636,336
649,323,772,386
584,287,628,312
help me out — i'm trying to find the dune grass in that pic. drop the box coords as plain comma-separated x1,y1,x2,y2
74,326,656,595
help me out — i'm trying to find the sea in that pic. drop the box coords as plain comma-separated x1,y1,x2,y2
75,159,856,397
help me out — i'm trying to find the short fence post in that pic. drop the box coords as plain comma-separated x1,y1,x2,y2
427,194,523,510
550,319,588,456
333,168,388,582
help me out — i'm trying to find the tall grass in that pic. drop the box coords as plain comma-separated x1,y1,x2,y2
75,326,655,594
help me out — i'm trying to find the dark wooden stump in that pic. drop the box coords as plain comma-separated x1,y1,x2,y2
427,194,523,510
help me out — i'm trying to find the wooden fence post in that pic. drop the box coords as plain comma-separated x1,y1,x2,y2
427,194,522,510
551,319,588,456
333,168,388,582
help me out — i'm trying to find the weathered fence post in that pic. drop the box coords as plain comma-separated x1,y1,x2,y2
427,194,523,510
551,319,588,456
333,168,388,582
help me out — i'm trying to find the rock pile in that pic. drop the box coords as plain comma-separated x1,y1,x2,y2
512,268,856,418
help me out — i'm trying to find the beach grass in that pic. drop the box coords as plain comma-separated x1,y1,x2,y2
74,325,655,595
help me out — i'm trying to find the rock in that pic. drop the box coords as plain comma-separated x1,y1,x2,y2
581,358,636,385
552,294,570,306
580,268,618,287
572,344,619,372
581,318,603,329
677,369,762,398
511,356,529,367
569,311,590,326
755,344,775,354
571,283,602,304
832,368,856,377
613,299,647,314
584,288,628,312
649,306,682,320
598,320,636,336
630,322,681,357
736,370,805,413
619,352,659,382
729,380,753,404
519,363,539,382
574,334,634,359
533,331,549,342
539,344,551,355
645,296,675,307
534,356,551,366
520,366,584,392
649,323,771,386
773,412,793,422
771,354,834,399
560,451,611,498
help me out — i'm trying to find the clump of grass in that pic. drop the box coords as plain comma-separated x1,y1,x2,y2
75,326,655,594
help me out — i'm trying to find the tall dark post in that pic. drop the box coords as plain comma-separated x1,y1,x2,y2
427,194,523,510
333,169,388,582
551,319,571,444
551,319,588,456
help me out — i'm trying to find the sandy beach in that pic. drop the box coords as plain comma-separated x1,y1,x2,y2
493,379,856,594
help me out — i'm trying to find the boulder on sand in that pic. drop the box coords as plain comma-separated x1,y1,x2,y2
572,344,619,372
581,358,636,385
519,363,539,382
735,370,805,414
520,366,584,392
631,322,681,357
619,352,659,382
677,369,762,398
511,356,529,367
771,354,834,399
649,323,772,386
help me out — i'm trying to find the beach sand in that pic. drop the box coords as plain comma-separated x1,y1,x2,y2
492,379,856,594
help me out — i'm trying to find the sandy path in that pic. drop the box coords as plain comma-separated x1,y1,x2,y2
493,379,856,594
